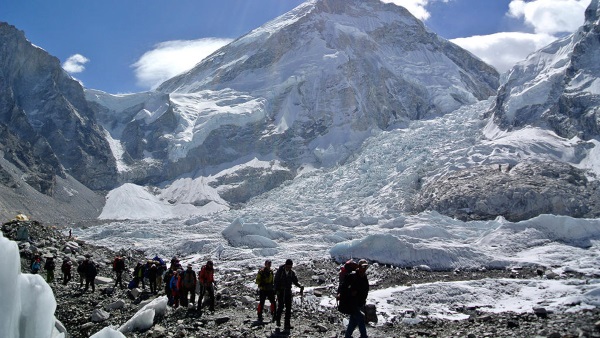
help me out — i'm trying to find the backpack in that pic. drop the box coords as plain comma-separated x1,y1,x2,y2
338,259,358,286
337,260,359,315
183,270,195,288
170,275,179,291
31,261,41,273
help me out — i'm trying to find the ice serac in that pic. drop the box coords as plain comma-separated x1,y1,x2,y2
0,22,117,192
490,0,600,140
90,0,498,205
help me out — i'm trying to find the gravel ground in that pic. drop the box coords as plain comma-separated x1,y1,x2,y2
3,220,600,338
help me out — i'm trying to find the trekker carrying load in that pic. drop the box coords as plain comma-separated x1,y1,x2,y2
61,258,72,285
181,264,197,307
255,259,276,322
198,260,216,313
170,269,182,308
82,255,98,293
164,267,176,305
44,256,56,283
339,259,370,338
31,255,41,274
274,259,304,333
148,263,158,294
112,255,126,289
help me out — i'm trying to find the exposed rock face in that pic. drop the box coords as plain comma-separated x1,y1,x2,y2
413,161,600,222
489,0,600,141
0,22,117,192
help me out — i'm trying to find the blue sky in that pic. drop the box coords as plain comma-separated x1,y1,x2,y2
0,0,591,94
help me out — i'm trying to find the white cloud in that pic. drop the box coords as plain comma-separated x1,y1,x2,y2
508,0,591,34
62,54,90,74
132,38,232,90
449,0,590,74
451,32,557,73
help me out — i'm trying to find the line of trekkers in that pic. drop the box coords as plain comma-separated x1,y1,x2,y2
112,255,306,333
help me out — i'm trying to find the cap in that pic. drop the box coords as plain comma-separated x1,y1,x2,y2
285,259,293,266
187,264,192,268
358,259,368,267
265,259,272,265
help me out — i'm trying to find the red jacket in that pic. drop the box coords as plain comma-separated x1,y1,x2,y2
198,265,214,286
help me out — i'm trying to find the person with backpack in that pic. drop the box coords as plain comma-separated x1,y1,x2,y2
340,259,370,338
255,259,276,322
76,259,85,288
31,255,41,274
164,267,175,306
153,255,166,290
61,258,72,285
274,259,304,332
133,262,146,290
44,256,56,283
170,269,182,308
148,263,158,294
181,264,197,307
82,255,98,293
198,260,216,313
113,255,126,289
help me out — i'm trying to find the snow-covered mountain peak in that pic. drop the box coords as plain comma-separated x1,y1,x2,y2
489,0,600,141
86,0,499,213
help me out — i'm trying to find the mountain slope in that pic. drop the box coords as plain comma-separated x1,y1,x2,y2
489,0,600,140
89,0,499,209
411,0,600,221
0,22,116,221
0,23,117,191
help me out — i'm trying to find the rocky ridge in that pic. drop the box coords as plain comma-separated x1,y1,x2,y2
2,219,600,338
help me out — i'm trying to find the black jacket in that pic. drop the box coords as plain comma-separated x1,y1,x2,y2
274,265,302,291
342,272,369,309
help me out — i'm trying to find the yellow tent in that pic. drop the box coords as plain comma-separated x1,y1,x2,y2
15,214,29,221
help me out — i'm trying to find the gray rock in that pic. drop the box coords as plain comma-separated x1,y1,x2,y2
105,299,126,311
91,309,110,322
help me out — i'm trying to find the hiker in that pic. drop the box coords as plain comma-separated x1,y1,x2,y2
198,260,216,312
31,255,42,274
169,256,181,271
44,256,56,283
164,267,176,306
342,259,370,338
181,264,197,307
133,262,146,290
113,255,126,289
274,259,304,332
61,258,72,285
153,255,166,290
82,255,98,293
76,259,85,288
170,269,182,308
148,263,158,294
255,259,276,322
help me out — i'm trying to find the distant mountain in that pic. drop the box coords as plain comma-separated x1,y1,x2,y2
88,0,498,208
412,0,600,221
489,0,600,140
3,0,598,222
0,22,115,221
